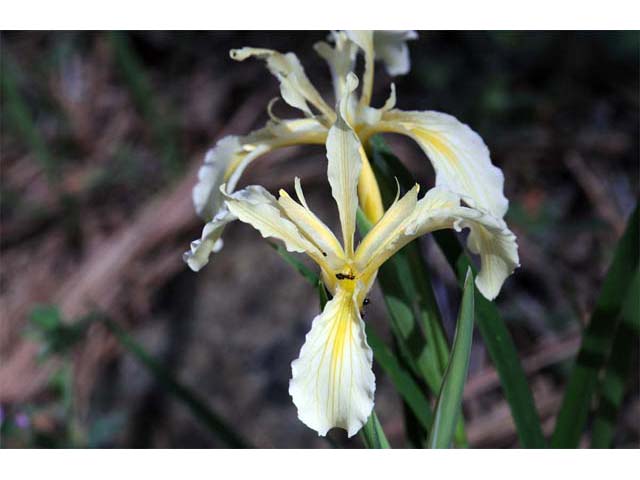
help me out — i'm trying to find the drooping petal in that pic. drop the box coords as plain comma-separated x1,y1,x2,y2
373,30,418,76
192,118,326,221
355,186,519,300
368,109,509,219
289,287,375,437
278,178,346,271
183,205,237,272
223,185,329,269
230,47,334,122
314,31,358,104
326,92,363,256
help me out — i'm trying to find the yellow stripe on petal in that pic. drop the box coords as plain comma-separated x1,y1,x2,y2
224,185,324,263
372,109,509,220
354,184,419,273
326,105,363,256
278,182,346,271
289,288,375,437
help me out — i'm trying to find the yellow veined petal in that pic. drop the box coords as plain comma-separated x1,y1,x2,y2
278,178,346,272
289,287,375,437
223,185,326,267
356,186,519,300
326,99,363,256
373,30,418,76
354,183,420,271
183,204,237,272
314,31,358,104
369,109,509,219
230,47,334,122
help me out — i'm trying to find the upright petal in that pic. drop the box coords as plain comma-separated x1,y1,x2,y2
355,187,519,300
326,99,363,256
223,185,328,269
230,47,334,122
369,109,509,219
373,30,418,76
278,178,346,271
289,287,375,437
344,31,375,108
314,31,358,104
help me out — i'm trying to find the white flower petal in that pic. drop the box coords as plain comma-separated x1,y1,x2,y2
230,47,334,120
192,118,326,227
223,185,325,265
183,205,237,271
278,178,346,272
314,31,358,104
375,109,509,219
289,287,375,437
326,98,363,256
193,136,244,221
373,30,418,76
356,186,519,300
344,31,375,108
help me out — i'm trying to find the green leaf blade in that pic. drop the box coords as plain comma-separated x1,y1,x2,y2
427,269,475,448
552,205,639,448
360,411,391,448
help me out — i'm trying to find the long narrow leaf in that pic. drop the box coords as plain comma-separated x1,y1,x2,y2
434,229,546,448
101,317,250,448
427,269,475,448
360,411,391,448
552,205,639,448
591,269,640,448
368,140,531,450
365,325,433,431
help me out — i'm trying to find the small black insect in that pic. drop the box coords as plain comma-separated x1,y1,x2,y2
335,272,356,280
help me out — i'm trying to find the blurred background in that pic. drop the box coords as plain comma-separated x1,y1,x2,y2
0,31,638,448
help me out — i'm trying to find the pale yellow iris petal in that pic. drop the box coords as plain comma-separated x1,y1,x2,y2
223,185,331,269
193,136,246,221
289,287,375,437
278,178,346,271
373,30,418,76
230,47,334,122
314,31,358,103
370,110,509,219
354,183,420,270
326,102,363,257
182,205,237,272
344,31,375,108
356,187,519,300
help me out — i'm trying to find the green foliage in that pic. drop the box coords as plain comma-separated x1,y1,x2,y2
591,269,640,448
552,206,639,448
360,412,391,449
428,269,475,448
368,135,544,448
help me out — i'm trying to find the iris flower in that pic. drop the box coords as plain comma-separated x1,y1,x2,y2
184,31,510,277
214,79,518,436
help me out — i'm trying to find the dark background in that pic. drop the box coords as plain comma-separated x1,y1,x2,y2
1,31,638,448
